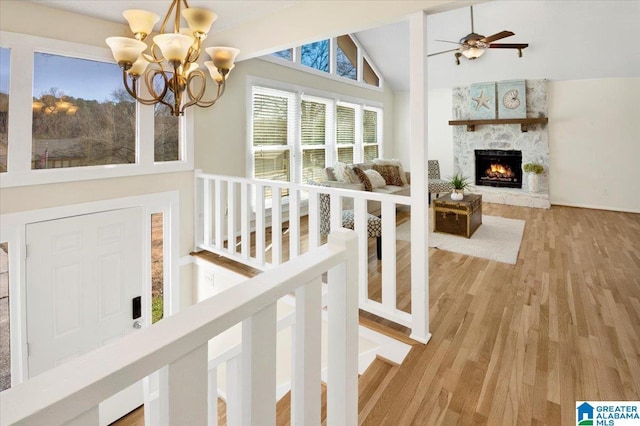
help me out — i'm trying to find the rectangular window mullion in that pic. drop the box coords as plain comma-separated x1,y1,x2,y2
6,46,34,174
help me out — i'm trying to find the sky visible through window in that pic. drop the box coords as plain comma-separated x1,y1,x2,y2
0,48,9,94
33,53,122,101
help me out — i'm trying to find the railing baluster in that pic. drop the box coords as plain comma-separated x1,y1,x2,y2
160,344,208,426
353,197,369,306
255,183,266,265
292,277,322,425
381,200,397,314
271,188,283,265
241,182,250,260
241,304,277,426
289,188,300,259
308,190,320,249
227,182,237,255
330,193,342,234
208,367,218,426
226,355,242,426
203,178,212,247
215,179,224,249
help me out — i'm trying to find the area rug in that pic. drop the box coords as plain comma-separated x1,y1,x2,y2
395,215,526,265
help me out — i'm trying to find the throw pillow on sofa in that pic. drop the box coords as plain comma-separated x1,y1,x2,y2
373,164,404,186
364,169,386,189
352,166,373,191
373,158,408,186
333,162,358,184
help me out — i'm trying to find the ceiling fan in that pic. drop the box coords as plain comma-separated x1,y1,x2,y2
428,6,529,65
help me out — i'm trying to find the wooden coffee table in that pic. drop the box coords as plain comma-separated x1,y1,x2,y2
433,193,482,238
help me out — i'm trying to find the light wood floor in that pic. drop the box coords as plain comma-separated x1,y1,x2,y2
116,203,640,425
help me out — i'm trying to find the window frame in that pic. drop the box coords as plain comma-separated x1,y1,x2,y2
0,31,193,189
247,77,384,192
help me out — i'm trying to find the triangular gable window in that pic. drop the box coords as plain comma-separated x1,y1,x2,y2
267,34,382,88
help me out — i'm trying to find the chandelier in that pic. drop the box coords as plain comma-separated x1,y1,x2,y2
105,0,239,116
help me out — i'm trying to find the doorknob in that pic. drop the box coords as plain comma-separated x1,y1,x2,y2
133,321,142,329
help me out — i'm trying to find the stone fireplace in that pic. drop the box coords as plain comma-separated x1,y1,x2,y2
452,79,550,209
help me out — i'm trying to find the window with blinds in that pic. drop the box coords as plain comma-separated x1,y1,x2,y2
301,100,326,146
252,89,293,198
363,109,379,161
336,105,355,145
250,85,382,193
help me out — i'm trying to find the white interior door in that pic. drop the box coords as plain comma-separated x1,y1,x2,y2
26,207,145,424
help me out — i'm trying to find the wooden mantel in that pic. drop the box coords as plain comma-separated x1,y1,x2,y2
448,117,549,132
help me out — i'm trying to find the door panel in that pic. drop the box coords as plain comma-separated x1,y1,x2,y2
26,208,144,423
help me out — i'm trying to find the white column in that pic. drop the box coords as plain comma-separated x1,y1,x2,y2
408,11,431,344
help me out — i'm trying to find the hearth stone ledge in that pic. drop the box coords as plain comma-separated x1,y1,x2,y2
470,187,550,209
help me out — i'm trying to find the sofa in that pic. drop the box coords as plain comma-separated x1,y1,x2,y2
319,159,411,216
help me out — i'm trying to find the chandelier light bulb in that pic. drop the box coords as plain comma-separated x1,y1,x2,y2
182,8,217,36
106,37,147,67
206,46,240,69
127,56,149,77
153,33,194,62
123,9,160,40
205,61,234,83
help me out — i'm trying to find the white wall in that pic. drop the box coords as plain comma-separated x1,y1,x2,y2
548,78,640,212
194,58,395,176
394,89,453,178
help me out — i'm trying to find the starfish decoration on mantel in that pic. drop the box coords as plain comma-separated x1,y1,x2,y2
472,90,492,110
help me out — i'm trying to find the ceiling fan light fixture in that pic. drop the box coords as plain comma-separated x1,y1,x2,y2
461,47,485,60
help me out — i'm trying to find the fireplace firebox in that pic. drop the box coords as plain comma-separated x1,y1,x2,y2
475,150,522,189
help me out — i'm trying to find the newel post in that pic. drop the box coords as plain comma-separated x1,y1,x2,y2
327,229,359,425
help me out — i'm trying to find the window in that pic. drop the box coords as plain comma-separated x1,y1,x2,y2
154,104,179,162
336,104,356,164
31,53,135,169
301,40,329,73
0,242,9,391
0,48,9,173
271,49,292,61
363,58,380,87
251,88,295,196
301,99,329,182
250,84,382,190
363,109,380,161
151,213,164,323
263,35,382,88
336,35,357,80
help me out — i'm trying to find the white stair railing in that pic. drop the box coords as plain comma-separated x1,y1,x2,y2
194,171,416,331
0,230,359,426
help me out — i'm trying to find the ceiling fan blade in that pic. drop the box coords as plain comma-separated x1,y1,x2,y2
488,43,529,49
481,30,515,43
427,48,461,57
435,39,462,45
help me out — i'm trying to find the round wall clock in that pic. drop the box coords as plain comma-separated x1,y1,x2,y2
502,89,521,109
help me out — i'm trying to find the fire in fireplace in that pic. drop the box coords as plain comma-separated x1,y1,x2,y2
475,150,522,188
